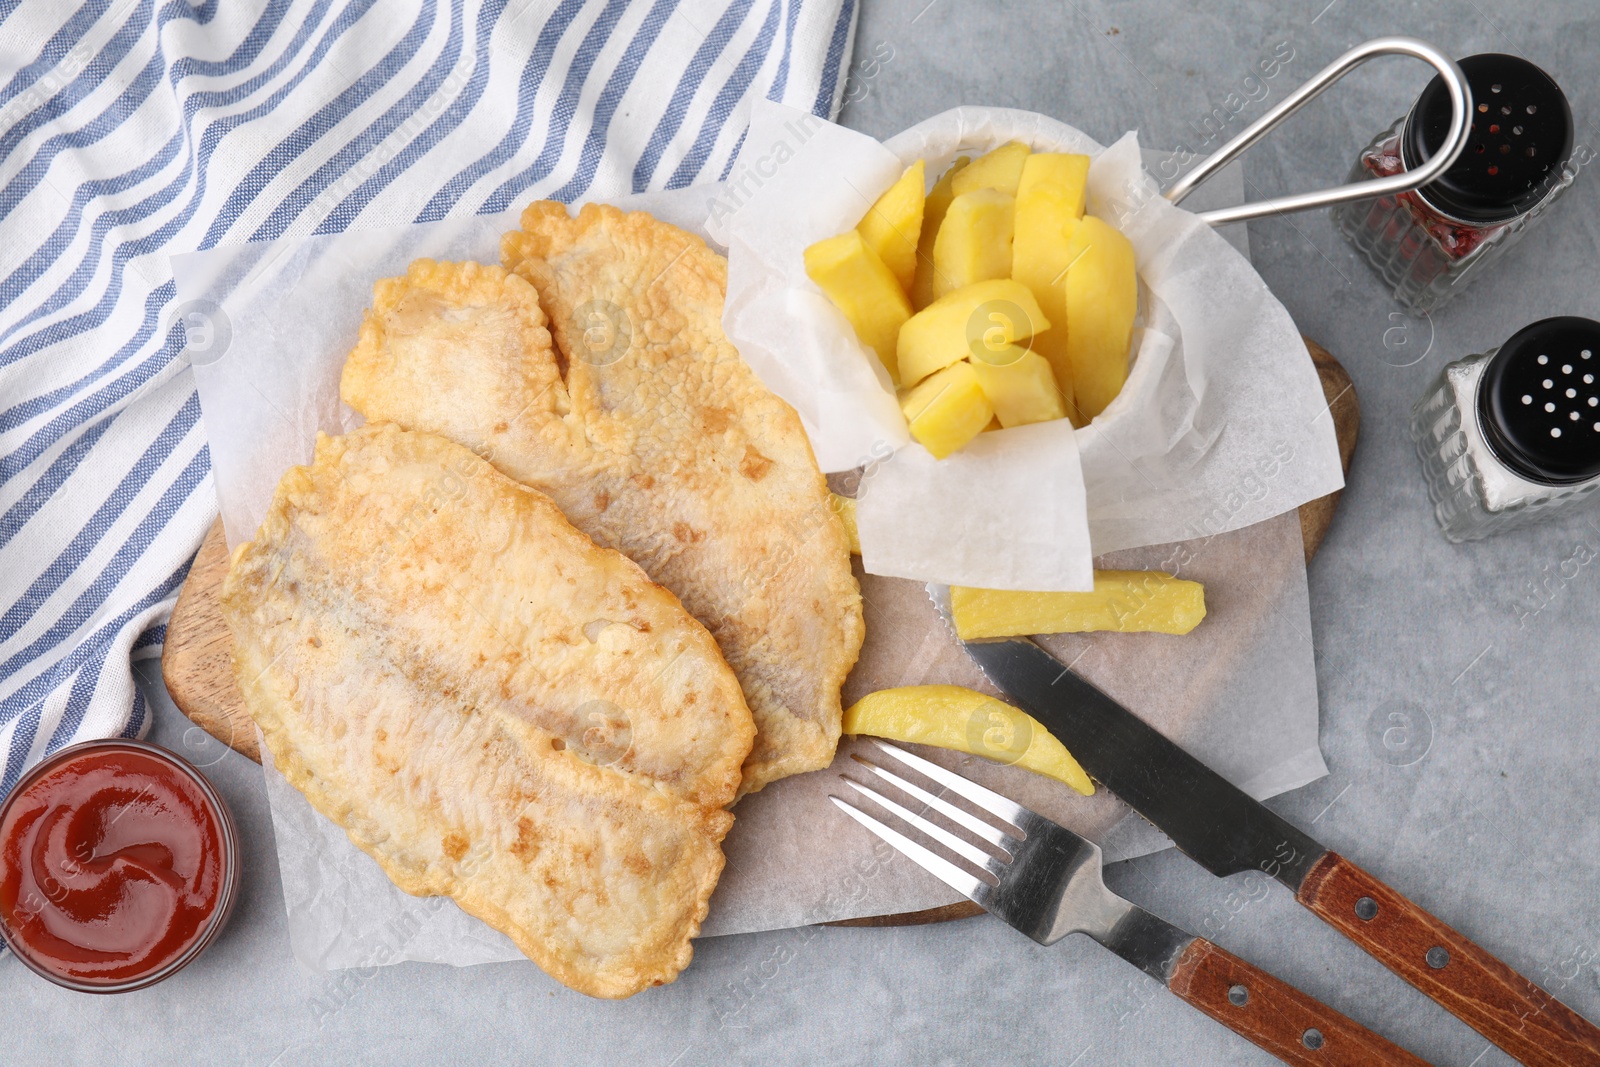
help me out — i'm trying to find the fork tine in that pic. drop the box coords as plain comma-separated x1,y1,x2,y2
868,739,1034,828
852,756,1015,850
842,777,1007,873
828,795,988,902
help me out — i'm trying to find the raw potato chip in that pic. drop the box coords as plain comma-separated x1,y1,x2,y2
221,424,755,998
343,207,863,795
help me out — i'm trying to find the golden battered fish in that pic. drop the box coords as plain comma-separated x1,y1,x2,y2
340,207,863,794
220,423,754,997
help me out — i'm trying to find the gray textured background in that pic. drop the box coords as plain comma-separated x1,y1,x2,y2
8,2,1600,1063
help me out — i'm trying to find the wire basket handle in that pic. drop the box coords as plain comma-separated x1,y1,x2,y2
1166,36,1471,226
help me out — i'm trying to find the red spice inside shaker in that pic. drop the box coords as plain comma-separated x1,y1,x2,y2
1360,140,1497,260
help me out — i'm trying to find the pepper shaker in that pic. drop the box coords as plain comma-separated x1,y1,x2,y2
1413,316,1600,541
1334,54,1575,313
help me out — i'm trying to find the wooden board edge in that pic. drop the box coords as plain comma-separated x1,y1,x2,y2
1299,334,1360,563
161,517,259,762
826,900,986,928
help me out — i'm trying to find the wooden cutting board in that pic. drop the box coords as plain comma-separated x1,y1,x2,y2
161,336,1360,925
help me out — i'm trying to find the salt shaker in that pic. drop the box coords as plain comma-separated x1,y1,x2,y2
1413,316,1600,541
1335,53,1574,312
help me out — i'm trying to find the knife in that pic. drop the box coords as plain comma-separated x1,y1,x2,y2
957,634,1600,1067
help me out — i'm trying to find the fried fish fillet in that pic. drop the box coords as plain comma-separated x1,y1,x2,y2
220,423,754,997
340,207,863,794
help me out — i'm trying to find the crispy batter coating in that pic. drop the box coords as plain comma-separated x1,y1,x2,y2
340,207,863,793
221,423,754,997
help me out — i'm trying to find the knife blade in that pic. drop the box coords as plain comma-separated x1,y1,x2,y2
961,634,1600,1067
962,637,1324,889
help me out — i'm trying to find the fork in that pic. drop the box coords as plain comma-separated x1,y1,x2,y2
830,741,1430,1066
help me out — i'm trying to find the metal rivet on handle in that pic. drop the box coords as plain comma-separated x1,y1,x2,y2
1227,984,1249,1007
1302,1028,1325,1050
1354,896,1379,921
1427,946,1451,969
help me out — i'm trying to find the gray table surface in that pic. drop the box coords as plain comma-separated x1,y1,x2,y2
9,2,1600,1063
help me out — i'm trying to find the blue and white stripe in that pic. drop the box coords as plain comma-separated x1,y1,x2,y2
0,0,857,796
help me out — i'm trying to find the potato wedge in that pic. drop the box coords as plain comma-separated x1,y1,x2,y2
899,361,993,459
1012,153,1091,421
856,160,925,294
911,157,970,310
951,571,1206,640
843,685,1093,796
1015,152,1089,225
931,188,1015,299
1060,215,1137,421
897,278,1050,386
951,141,1031,198
804,228,913,383
969,346,1067,428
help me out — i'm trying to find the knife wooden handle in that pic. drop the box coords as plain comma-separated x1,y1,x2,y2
1298,851,1600,1067
1168,938,1429,1066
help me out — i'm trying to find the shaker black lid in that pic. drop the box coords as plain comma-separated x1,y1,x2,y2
1478,316,1600,484
1402,53,1572,224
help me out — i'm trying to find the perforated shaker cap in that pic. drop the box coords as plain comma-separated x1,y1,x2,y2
1402,53,1572,224
1478,317,1600,485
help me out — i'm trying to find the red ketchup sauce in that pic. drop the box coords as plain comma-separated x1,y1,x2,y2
0,743,231,988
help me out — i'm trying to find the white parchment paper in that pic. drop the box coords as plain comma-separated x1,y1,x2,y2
716,101,1346,592
179,161,1327,970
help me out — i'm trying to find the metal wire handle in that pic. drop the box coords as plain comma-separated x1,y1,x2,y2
1166,36,1471,226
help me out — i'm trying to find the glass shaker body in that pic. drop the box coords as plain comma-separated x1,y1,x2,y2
1412,318,1600,541
1334,54,1574,313
1336,119,1575,313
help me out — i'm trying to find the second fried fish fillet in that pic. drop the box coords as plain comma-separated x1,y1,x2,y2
340,206,863,794
220,423,754,998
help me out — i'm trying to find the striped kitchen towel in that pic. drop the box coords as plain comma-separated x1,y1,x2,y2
0,0,858,795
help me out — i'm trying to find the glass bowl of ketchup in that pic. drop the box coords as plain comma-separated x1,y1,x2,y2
0,739,239,993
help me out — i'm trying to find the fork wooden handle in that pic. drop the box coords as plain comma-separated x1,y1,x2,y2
1169,938,1429,1066
1298,852,1600,1067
